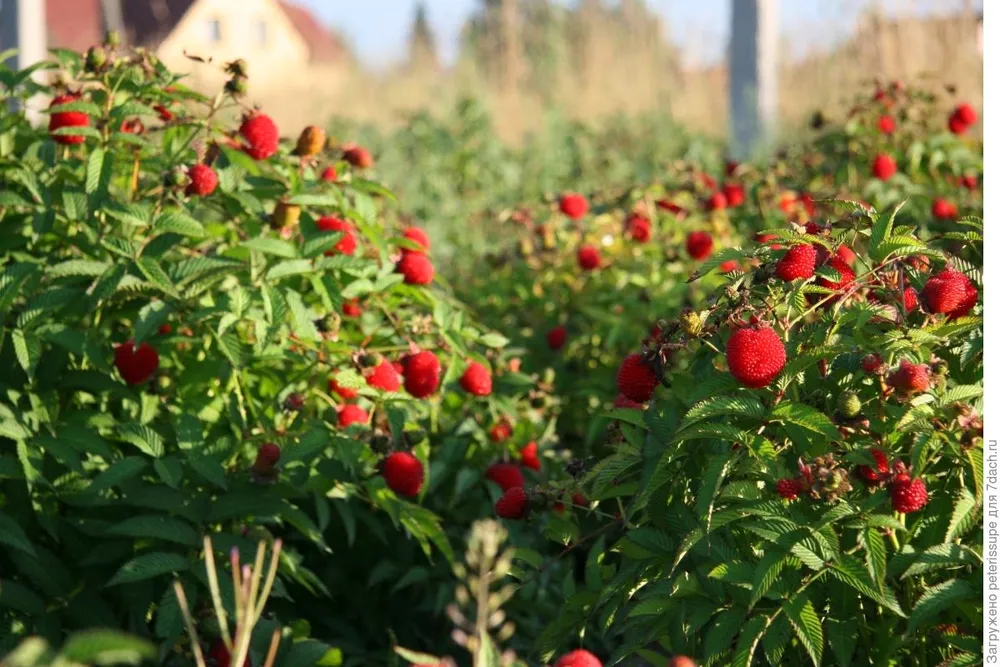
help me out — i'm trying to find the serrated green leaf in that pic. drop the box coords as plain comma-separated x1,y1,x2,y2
783,593,823,667
905,579,973,634
106,552,189,586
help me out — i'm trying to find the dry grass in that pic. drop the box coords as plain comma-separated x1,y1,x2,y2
239,3,982,142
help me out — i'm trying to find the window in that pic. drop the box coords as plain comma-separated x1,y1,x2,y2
256,20,267,46
207,18,222,43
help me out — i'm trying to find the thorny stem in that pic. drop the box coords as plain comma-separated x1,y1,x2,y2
203,538,232,650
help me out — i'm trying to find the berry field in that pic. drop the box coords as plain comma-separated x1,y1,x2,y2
0,38,984,667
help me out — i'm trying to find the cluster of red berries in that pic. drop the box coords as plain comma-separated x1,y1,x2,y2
947,103,978,136
551,649,695,667
396,226,435,285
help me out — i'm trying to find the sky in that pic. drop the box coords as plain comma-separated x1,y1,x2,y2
299,0,972,68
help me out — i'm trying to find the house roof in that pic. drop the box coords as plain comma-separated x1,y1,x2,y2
44,0,346,63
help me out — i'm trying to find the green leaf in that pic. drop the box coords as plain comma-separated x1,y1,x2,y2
783,593,823,667
860,527,886,588
242,237,298,258
0,510,37,556
11,329,41,379
900,543,978,579
61,630,156,665
267,259,314,280
105,515,199,546
394,647,442,665
136,257,179,296
770,402,841,441
944,488,980,543
49,260,110,278
905,579,974,634
134,300,171,345
85,146,106,194
731,614,769,667
153,210,205,237
285,289,320,341
479,332,509,348
681,394,768,428
107,552,189,586
117,424,165,457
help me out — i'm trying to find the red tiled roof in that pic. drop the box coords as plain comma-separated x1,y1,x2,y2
46,0,104,53
278,1,345,63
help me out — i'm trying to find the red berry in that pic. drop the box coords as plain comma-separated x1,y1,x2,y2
366,360,401,392
383,451,424,497
725,161,739,176
704,191,727,211
49,93,89,145
397,252,435,285
891,476,928,513
328,376,358,400
887,360,931,395
722,183,745,207
154,104,174,122
901,287,919,313
872,153,896,181
961,174,978,190
343,145,373,169
559,193,589,219
776,478,800,500
698,173,718,190
616,353,658,403
668,656,698,667
799,194,816,217
656,200,685,215
120,118,144,134
877,115,895,134
207,639,250,667
240,113,279,160
489,420,512,443
948,112,969,135
402,227,431,254
572,492,587,507
861,353,883,374
402,350,440,398
342,299,362,318
321,166,337,182
950,278,978,320
547,326,567,351
114,340,160,385
158,323,172,335
719,260,740,273
613,394,644,410
577,245,602,271
338,404,368,428
520,441,541,471
775,244,817,281
186,164,218,197
921,269,973,314
486,463,524,492
686,231,713,261
626,214,651,243
931,198,958,221
818,256,856,292
726,325,786,389
254,442,281,469
315,216,357,256
460,362,492,396
495,486,528,519
857,448,889,487
554,649,602,667
953,103,977,126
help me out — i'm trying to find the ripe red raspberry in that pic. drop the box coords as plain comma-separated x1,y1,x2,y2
953,103,977,126
626,214,651,243
698,173,718,190
114,341,160,385
554,649,602,667
948,113,968,135
756,232,782,250
343,145,374,169
154,104,174,122
402,350,440,398
726,325,786,389
239,113,279,160
486,463,524,492
120,118,144,134
725,160,739,176
775,244,817,281
921,269,973,314
668,657,697,667
931,198,958,221
396,252,435,285
703,191,728,211
861,353,883,374
342,299,362,318
520,441,541,471
559,193,589,219
495,486,528,519
186,164,218,197
686,231,713,261
718,260,740,273
950,278,978,320
48,93,89,145
254,442,281,470
366,360,401,392
961,174,978,190
328,376,358,400
460,362,492,396
577,245,602,271
776,478,800,500
489,420,512,443
836,245,856,264
856,448,889,487
877,115,895,134
402,227,431,254
158,323,172,335
890,475,928,514
321,166,337,182
207,639,250,667
338,404,368,428
547,325,567,350
723,182,745,207
901,287,919,313
888,360,931,395
315,216,357,256
614,394,644,410
818,256,856,292
383,451,424,497
656,200,685,215
616,353,658,403
872,153,896,181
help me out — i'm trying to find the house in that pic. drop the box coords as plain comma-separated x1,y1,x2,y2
45,0,349,87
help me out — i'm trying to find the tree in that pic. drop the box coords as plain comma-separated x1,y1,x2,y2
407,1,439,71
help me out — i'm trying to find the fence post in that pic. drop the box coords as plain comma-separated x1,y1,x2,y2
728,0,779,161
0,0,48,125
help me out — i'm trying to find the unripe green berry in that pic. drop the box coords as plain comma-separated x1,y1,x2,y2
838,391,862,419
